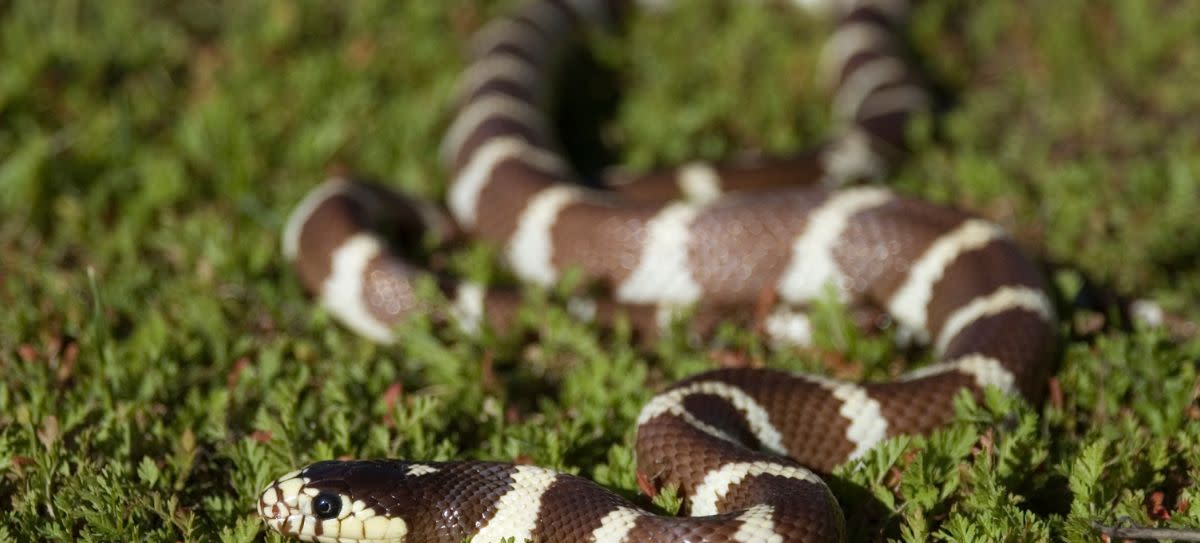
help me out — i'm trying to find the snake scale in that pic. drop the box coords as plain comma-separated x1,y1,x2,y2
258,0,1059,541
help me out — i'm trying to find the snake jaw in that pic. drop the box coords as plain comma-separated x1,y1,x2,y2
258,472,317,538
258,502,292,537
260,468,396,542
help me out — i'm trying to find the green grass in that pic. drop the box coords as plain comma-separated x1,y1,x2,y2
2,0,1200,541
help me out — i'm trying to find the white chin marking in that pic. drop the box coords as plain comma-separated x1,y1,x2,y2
934,286,1054,354
590,506,645,543
886,219,1006,333
902,353,1017,394
320,517,344,539
677,162,723,203
506,186,581,286
335,511,365,539
615,203,704,305
285,514,305,538
450,282,487,335
471,466,558,543
441,94,550,167
448,136,567,228
637,381,788,455
733,504,784,543
777,187,893,302
689,461,822,516
357,515,409,541
322,234,395,343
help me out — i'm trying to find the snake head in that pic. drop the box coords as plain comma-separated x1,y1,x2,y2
258,460,424,542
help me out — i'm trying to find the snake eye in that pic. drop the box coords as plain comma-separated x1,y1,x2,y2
312,493,342,519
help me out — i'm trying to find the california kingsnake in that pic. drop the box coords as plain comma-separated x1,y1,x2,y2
260,0,1059,541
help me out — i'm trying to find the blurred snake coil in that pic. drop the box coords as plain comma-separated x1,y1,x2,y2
258,0,1057,541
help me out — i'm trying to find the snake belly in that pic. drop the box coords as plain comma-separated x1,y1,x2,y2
262,0,1059,541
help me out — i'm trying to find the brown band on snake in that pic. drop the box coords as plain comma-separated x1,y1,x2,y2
548,198,663,286
606,152,829,204
269,0,1057,541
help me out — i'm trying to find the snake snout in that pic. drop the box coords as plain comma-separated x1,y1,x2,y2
258,487,291,532
257,470,307,534
258,486,288,520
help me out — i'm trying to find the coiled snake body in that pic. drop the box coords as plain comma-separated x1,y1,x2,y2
259,0,1058,541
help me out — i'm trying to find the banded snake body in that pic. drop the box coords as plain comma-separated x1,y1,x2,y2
259,0,1059,541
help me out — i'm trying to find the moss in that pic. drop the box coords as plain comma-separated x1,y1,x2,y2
2,0,1199,541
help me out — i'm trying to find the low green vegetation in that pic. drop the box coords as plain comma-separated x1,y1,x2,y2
2,0,1199,541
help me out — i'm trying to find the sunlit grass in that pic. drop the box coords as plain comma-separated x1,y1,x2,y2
2,1,1199,541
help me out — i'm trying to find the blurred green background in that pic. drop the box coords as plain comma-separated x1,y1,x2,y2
2,1,1199,541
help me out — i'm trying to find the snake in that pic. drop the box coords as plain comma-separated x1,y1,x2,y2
258,0,1059,541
